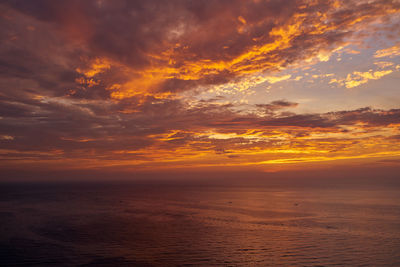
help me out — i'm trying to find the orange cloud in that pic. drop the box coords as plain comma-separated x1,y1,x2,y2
375,44,400,58
55,0,399,99
1,0,400,174
344,70,393,88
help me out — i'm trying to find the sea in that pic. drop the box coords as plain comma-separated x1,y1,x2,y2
1,176,400,266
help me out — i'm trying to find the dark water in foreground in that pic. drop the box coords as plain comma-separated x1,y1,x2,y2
1,178,400,266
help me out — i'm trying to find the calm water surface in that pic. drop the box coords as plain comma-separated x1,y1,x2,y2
0,178,400,266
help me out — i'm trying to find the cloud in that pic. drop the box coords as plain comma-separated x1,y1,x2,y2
1,85,399,169
256,100,299,115
2,0,399,99
329,67,396,88
374,43,400,58
0,0,399,171
374,61,394,68
344,70,393,88
258,100,299,109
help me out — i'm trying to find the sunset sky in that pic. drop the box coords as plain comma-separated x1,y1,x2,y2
1,0,400,178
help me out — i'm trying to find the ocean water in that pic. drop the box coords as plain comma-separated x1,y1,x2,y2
0,178,400,266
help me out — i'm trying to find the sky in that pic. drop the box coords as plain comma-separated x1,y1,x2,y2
1,0,400,179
